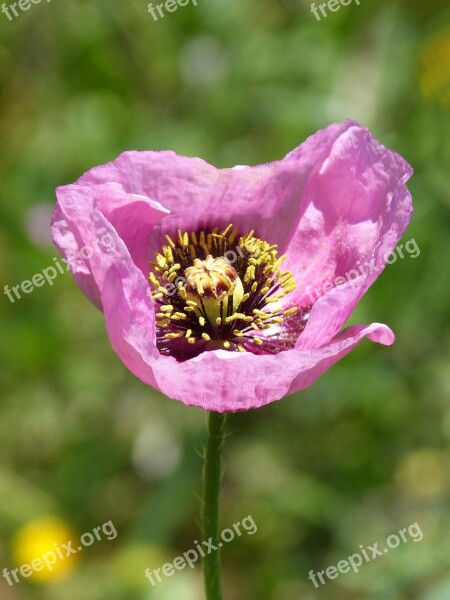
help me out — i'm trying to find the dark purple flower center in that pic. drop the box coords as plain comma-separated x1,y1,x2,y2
149,225,310,361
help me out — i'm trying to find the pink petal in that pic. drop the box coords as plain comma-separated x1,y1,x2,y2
100,245,395,412
281,122,413,348
75,123,354,250
52,182,168,308
52,204,103,308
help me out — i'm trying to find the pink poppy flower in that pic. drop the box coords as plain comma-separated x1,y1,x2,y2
51,120,413,412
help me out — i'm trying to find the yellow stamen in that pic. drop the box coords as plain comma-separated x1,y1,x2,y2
149,224,298,357
165,235,176,249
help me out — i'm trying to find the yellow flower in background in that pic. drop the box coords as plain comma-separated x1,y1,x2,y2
395,449,449,498
419,24,450,107
12,516,78,583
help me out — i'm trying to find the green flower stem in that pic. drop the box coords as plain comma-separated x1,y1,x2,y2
202,411,227,600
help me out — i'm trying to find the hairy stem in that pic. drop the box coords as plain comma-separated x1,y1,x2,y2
202,411,227,600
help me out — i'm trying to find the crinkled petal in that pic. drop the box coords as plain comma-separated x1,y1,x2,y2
51,182,168,308
53,121,371,305
75,122,355,250
281,122,413,348
100,246,394,412
52,204,103,308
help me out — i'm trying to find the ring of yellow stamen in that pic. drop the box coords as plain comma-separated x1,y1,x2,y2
149,224,299,358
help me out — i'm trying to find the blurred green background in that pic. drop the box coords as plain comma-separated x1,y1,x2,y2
1,0,450,598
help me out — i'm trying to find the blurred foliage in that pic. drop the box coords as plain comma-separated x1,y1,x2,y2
1,0,450,598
